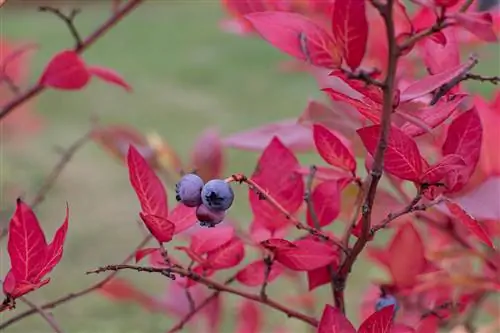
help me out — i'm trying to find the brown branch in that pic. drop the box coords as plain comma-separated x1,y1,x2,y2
0,0,145,121
87,264,318,327
335,0,400,314
38,6,83,48
228,174,349,254
463,73,500,85
340,68,385,88
259,256,273,299
0,235,152,331
18,297,65,333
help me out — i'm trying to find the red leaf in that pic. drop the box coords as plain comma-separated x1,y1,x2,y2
34,204,69,281
307,263,338,291
400,58,476,102
205,237,245,270
87,65,132,92
420,154,466,185
307,180,341,227
358,305,395,333
442,108,482,192
190,225,234,254
139,213,175,243
168,204,197,234
7,199,47,282
313,124,356,172
245,11,341,69
4,277,50,299
275,238,337,271
317,304,356,333
39,50,90,90
260,238,297,252
445,201,495,248
175,246,206,264
191,128,224,182
235,260,284,287
250,137,304,231
235,300,262,333
331,0,368,70
454,12,498,42
387,224,426,287
357,125,424,181
127,145,168,218
99,278,163,312
223,120,314,153
135,248,159,263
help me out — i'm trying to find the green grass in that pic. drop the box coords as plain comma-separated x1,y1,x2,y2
1,2,498,333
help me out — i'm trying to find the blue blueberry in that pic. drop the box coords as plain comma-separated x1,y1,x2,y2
375,294,400,313
201,179,234,211
196,204,226,228
175,173,204,207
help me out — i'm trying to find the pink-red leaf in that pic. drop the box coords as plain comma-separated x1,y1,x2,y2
454,12,498,42
139,213,175,243
190,225,234,254
420,154,466,185
205,237,245,270
127,145,168,218
357,125,423,181
245,11,341,68
235,260,284,287
275,238,337,271
307,180,341,227
39,50,90,90
317,304,356,333
307,263,339,291
331,0,368,70
7,199,47,282
250,137,304,231
87,65,133,92
135,248,159,263
260,238,297,252
358,305,395,333
445,201,495,248
191,128,224,182
169,204,197,234
313,124,356,172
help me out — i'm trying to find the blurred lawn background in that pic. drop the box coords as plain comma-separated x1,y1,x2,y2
0,1,498,333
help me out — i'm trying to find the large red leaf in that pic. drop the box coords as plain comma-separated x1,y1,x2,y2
420,154,466,185
358,305,395,333
169,204,197,234
139,213,175,243
454,12,498,42
400,58,476,102
33,204,69,281
245,11,342,68
445,201,494,248
190,225,234,254
306,180,341,227
38,50,90,90
357,125,424,181
87,65,132,92
7,199,47,282
275,238,337,271
250,137,304,231
331,0,368,70
205,237,245,270
235,260,284,287
127,145,168,218
442,108,482,192
313,124,356,172
317,304,356,333
191,128,223,182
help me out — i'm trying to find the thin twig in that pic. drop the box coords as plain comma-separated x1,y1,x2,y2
0,0,145,121
0,74,21,95
0,235,152,330
463,73,500,85
259,256,273,299
38,6,83,48
87,264,318,327
18,297,65,333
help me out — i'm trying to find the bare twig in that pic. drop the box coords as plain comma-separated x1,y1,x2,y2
0,74,21,95
0,235,152,330
0,0,144,121
259,256,273,299
463,73,500,85
87,264,318,327
38,6,83,48
18,297,65,333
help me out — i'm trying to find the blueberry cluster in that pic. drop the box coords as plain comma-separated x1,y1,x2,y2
175,173,234,227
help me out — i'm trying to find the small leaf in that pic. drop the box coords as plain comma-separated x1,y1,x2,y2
445,201,495,248
357,125,424,181
205,237,245,270
307,180,341,227
317,304,356,333
331,0,369,70
313,124,356,172
235,260,284,287
135,248,159,263
39,50,90,90
358,305,395,333
139,213,175,243
245,11,341,68
127,145,168,218
87,65,132,92
275,238,337,271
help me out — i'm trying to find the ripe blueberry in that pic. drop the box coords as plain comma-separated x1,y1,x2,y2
201,179,234,211
175,173,204,207
375,294,399,313
196,204,226,228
